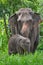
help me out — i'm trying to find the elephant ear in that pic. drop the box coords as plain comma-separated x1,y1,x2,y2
9,13,18,35
30,12,42,28
33,13,42,23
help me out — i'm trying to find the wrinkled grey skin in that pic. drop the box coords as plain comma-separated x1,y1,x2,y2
8,34,31,55
9,8,42,52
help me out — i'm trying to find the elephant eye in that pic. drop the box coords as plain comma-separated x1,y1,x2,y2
27,19,32,22
18,13,21,16
25,21,30,24
26,21,29,23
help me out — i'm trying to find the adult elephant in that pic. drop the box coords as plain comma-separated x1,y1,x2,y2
9,8,42,52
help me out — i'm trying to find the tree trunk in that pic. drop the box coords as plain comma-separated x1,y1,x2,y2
3,13,9,39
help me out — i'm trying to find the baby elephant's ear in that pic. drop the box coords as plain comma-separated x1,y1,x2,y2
8,13,18,35
34,13,42,23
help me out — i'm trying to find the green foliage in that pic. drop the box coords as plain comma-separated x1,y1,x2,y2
37,0,43,19
40,23,43,36
21,0,39,12
0,0,42,16
0,51,43,65
0,20,8,51
37,23,43,50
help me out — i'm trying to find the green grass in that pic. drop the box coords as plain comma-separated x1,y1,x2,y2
0,51,43,65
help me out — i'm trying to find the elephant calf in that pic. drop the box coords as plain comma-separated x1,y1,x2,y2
8,34,31,55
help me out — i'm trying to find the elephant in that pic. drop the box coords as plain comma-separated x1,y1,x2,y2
9,8,42,52
8,34,31,55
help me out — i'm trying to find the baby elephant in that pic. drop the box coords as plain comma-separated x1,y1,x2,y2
8,34,31,55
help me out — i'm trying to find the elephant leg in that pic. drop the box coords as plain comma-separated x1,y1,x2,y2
17,45,24,54
33,34,39,52
8,46,17,55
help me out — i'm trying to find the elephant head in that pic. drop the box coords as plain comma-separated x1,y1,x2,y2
9,8,42,37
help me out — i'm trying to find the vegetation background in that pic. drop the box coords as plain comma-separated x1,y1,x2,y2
0,0,43,65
